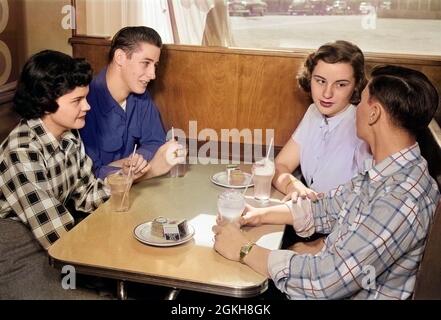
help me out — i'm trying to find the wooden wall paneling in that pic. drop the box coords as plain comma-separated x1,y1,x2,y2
0,101,20,143
365,58,441,123
421,65,441,123
235,53,310,146
70,39,441,150
152,47,311,148
69,37,111,75
152,48,241,137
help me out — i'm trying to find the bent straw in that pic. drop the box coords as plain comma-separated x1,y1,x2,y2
242,172,254,196
266,137,274,161
119,145,137,210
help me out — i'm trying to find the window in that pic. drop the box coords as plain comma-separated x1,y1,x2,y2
74,0,441,56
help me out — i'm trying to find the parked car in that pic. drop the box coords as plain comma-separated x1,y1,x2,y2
359,1,373,14
228,0,268,16
288,0,328,15
380,0,391,10
327,0,352,14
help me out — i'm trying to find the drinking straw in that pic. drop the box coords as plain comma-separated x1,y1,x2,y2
119,144,137,210
242,172,254,196
266,137,274,161
171,126,175,141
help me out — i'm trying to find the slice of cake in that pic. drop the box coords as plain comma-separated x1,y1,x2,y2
151,217,189,240
177,219,189,237
163,223,180,241
164,219,189,240
227,166,246,186
228,168,245,186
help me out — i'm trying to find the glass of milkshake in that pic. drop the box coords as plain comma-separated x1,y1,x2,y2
252,158,275,202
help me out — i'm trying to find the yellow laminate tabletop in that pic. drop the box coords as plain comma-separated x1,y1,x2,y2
48,162,285,297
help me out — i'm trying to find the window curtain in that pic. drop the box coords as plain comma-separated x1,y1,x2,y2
85,0,174,43
171,0,234,46
81,0,233,46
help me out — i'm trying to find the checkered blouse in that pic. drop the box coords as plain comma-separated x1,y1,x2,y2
0,118,110,249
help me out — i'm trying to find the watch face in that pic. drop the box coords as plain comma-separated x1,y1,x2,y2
240,243,255,263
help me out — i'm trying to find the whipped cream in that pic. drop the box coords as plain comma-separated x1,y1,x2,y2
253,158,275,176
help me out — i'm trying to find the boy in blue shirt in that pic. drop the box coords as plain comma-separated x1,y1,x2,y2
81,26,169,180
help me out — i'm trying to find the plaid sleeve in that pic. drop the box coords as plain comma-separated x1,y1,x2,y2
70,143,110,212
0,148,74,250
310,181,352,234
284,198,315,238
268,193,430,299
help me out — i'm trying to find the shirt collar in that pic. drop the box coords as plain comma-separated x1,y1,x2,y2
318,104,354,132
27,118,81,157
366,143,421,182
60,130,81,152
95,67,123,114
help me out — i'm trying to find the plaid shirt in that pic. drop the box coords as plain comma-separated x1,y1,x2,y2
272,144,440,299
0,119,110,250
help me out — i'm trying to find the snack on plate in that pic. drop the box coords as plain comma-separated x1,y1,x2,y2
151,217,189,240
226,165,246,186
151,216,168,238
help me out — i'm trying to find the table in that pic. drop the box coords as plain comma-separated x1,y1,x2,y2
48,163,285,298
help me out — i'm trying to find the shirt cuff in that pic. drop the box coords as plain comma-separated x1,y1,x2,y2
284,198,315,238
267,249,296,283
137,147,155,161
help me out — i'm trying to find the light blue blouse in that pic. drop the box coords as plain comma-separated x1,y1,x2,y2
292,103,371,193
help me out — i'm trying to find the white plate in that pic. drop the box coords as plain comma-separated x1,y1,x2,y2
133,221,195,247
210,171,254,189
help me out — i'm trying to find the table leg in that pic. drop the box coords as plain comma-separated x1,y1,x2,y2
117,280,127,300
165,287,181,300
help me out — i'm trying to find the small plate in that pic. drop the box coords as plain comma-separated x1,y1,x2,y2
210,171,254,189
133,221,195,247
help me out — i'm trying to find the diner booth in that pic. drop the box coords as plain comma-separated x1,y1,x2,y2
0,0,440,300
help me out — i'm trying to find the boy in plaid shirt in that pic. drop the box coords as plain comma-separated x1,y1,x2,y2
213,65,440,299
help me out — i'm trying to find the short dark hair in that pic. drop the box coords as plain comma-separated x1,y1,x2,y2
13,50,92,120
297,40,367,105
368,65,439,137
108,26,162,62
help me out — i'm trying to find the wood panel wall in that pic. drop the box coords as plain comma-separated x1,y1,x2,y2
151,46,312,147
70,37,441,150
0,89,20,142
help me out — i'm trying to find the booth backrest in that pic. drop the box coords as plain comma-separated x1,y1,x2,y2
413,203,441,299
70,38,441,149
0,92,20,143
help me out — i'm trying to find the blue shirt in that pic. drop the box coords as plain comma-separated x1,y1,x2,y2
80,68,166,179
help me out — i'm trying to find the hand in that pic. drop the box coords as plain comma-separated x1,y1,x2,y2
212,222,249,262
121,153,150,181
239,204,267,227
215,213,240,227
282,182,321,202
147,140,187,178
165,140,187,166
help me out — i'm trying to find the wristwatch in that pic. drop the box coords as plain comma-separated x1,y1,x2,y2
239,242,256,264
